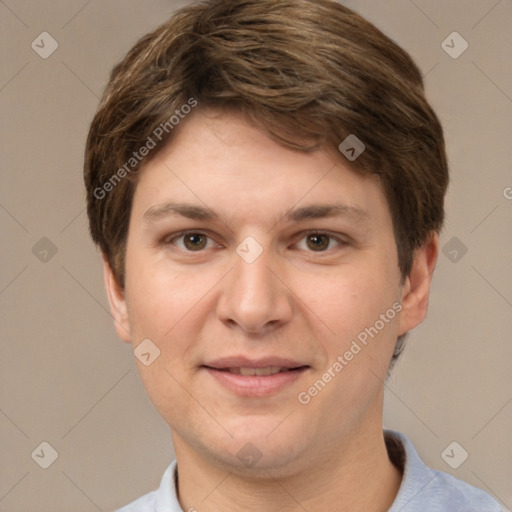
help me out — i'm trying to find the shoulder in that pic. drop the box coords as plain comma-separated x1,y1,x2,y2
424,469,502,511
386,430,502,512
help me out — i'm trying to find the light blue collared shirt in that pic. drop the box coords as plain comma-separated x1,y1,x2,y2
115,430,502,511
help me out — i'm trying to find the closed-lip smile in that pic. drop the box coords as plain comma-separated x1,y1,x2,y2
202,356,310,397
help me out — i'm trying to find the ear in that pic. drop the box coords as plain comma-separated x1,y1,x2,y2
103,256,132,343
398,233,439,336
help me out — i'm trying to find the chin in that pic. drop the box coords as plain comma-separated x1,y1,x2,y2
202,418,313,475
210,441,309,478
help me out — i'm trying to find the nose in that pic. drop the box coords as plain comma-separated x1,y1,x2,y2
216,242,294,335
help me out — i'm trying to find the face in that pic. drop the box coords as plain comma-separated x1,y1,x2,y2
105,109,437,476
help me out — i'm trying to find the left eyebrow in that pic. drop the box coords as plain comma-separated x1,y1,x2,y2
283,203,370,224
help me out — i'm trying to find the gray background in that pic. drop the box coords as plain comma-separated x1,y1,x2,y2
1,0,511,510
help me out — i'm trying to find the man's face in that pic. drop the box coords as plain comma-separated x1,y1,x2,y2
106,109,430,475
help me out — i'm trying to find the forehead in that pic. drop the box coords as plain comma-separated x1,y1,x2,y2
131,109,391,230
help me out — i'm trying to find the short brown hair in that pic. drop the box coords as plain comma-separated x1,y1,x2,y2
84,0,448,362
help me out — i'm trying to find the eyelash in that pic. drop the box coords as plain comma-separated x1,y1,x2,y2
163,230,348,253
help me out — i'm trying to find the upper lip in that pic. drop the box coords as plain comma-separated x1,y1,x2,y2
203,356,309,369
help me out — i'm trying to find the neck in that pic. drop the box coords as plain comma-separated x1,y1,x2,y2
172,423,402,512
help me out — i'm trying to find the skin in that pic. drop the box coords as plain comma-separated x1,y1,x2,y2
104,109,438,511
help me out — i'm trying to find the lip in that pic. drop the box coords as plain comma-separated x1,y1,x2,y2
203,356,307,369
202,356,310,397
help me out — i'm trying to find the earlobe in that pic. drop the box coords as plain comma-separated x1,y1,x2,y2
103,257,132,343
397,233,439,336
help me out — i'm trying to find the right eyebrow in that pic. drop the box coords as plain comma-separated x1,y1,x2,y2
143,202,218,223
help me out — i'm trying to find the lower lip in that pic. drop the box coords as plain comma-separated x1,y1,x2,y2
203,367,309,397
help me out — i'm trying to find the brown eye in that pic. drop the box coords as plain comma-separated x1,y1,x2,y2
183,233,208,251
305,233,331,251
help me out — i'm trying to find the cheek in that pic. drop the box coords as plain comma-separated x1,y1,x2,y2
298,272,401,431
124,261,221,352
306,265,399,347
123,266,210,424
